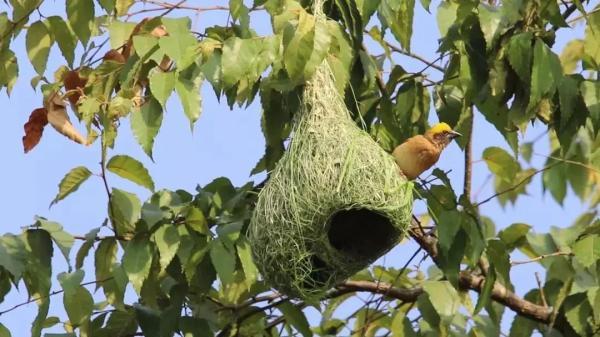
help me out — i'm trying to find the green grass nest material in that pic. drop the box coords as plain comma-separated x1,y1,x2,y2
249,60,414,299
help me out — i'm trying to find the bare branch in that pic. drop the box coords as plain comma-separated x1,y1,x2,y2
0,277,113,317
476,162,561,206
333,280,423,302
510,251,572,266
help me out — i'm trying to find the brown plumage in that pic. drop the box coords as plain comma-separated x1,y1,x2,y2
392,123,461,180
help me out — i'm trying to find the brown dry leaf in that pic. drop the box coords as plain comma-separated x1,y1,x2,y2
64,70,87,108
103,49,126,64
23,108,48,153
46,93,88,146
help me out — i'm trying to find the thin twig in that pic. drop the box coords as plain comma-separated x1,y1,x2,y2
0,277,113,316
463,110,473,199
535,272,548,308
476,162,561,206
533,152,600,174
376,35,445,73
510,251,572,266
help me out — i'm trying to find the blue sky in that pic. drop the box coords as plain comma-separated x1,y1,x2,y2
0,1,591,335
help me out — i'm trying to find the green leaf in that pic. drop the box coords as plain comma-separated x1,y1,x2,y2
123,236,153,294
51,166,92,205
0,323,10,337
158,34,197,67
560,39,584,74
473,264,496,315
153,224,180,271
564,293,593,336
498,223,531,250
37,219,74,266
26,21,53,75
284,11,315,81
66,0,94,44
107,155,155,191
508,315,535,337
133,304,160,337
115,0,134,16
529,39,562,109
108,21,136,49
478,4,504,49
486,240,511,285
131,98,163,160
149,71,176,107
175,71,202,128
378,0,415,51
97,0,115,12
436,210,462,254
580,80,600,132
0,49,19,95
132,35,161,61
210,239,236,284
507,32,533,83
185,206,209,235
278,302,312,337
47,16,76,66
482,147,519,181
422,281,460,319
542,157,567,204
58,271,94,325
109,188,141,234
95,238,117,288
390,311,417,337
573,235,600,268
584,9,600,67
237,237,258,289
436,1,457,38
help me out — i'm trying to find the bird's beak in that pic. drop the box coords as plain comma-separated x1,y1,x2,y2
449,130,462,139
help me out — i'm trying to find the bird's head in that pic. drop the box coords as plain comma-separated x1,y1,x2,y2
424,122,461,148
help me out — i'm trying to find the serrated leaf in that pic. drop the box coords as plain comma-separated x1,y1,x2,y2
482,147,520,181
580,80,600,132
507,32,533,83
560,39,584,74
131,98,163,160
66,0,94,44
422,281,460,318
573,234,600,268
564,293,592,336
58,271,93,325
109,188,141,234
498,223,530,250
26,21,53,75
210,239,235,284
379,0,415,51
529,39,562,108
116,0,134,16
95,238,117,288
185,206,209,235
107,154,155,191
108,21,136,49
123,236,153,294
474,264,496,315
149,71,176,107
153,224,180,271
278,302,312,337
237,237,258,289
52,166,92,205
584,9,600,66
158,34,197,67
284,11,315,80
175,72,202,128
37,219,74,266
47,16,76,66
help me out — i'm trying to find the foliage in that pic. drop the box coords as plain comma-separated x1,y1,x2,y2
0,0,599,336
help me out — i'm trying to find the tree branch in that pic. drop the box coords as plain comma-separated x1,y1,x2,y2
409,220,553,323
510,251,572,266
333,280,423,302
463,111,473,199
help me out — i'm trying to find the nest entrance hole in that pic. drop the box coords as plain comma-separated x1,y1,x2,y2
327,208,398,261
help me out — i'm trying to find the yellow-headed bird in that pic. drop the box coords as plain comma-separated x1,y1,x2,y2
392,122,461,180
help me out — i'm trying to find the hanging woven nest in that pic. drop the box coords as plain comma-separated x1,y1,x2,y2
249,2,413,300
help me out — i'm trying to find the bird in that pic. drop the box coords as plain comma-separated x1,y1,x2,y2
392,122,461,180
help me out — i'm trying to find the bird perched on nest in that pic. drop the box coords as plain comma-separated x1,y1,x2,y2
392,122,461,180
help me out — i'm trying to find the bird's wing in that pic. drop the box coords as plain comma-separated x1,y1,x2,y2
392,135,441,179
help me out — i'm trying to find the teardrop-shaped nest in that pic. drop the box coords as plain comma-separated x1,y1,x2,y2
249,60,413,299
